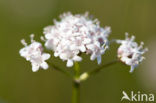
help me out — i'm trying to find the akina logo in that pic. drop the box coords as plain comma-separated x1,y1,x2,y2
121,91,155,102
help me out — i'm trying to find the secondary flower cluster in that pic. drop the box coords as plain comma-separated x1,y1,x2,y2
19,12,148,72
116,33,148,72
43,12,111,67
19,34,50,72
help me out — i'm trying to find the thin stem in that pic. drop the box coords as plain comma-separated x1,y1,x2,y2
72,62,80,103
79,60,119,81
74,62,80,78
72,80,80,103
89,59,118,76
48,61,72,77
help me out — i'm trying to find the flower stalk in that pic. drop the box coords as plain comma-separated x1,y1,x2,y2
72,80,80,103
48,61,73,77
79,60,119,81
72,62,80,103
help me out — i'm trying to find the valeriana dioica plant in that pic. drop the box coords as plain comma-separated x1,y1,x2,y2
19,12,148,103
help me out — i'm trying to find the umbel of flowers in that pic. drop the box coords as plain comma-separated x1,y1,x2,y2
116,33,148,73
19,34,51,72
43,12,111,67
19,12,148,103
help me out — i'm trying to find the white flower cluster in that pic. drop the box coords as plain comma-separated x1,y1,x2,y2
19,34,50,72
19,12,148,73
43,12,111,67
117,33,148,73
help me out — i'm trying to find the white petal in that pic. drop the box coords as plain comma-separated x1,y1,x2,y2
70,44,77,50
53,39,59,45
45,40,53,49
97,55,101,64
100,49,106,54
42,53,51,60
60,53,68,60
79,45,86,52
83,38,91,44
129,65,137,73
19,48,28,57
86,44,94,51
45,33,53,39
32,63,40,72
54,52,59,57
67,59,73,67
73,56,82,61
90,53,96,61
41,62,49,69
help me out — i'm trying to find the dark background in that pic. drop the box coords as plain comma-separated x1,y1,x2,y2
0,0,156,103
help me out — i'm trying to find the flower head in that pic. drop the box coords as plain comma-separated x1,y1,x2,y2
43,12,111,67
19,34,51,72
116,33,148,73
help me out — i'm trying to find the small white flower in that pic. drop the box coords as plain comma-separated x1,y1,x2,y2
116,33,148,73
43,12,111,67
19,34,51,72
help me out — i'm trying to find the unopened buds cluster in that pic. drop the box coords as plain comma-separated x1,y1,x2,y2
19,12,148,73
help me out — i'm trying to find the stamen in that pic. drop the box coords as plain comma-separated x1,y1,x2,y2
125,32,129,39
130,35,135,41
40,36,45,41
138,42,144,49
21,39,27,46
84,11,89,17
30,34,35,43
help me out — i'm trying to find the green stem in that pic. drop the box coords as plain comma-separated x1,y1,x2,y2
74,62,80,78
72,80,80,103
79,60,118,81
89,59,118,76
48,61,72,77
72,62,80,103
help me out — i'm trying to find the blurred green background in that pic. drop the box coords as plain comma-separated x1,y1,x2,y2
0,0,156,103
